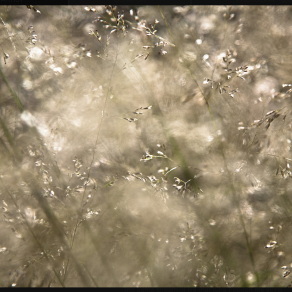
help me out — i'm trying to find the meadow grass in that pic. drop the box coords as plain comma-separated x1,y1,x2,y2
0,5,292,287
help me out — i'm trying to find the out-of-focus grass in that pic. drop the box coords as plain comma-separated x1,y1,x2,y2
0,5,292,287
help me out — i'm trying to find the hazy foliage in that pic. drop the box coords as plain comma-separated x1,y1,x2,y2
0,5,292,287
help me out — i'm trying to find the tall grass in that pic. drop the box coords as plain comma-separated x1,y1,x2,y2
0,5,292,287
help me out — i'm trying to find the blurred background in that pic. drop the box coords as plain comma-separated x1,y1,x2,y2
0,5,292,287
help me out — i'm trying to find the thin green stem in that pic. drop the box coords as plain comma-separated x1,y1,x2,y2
0,61,24,112
0,177,66,287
